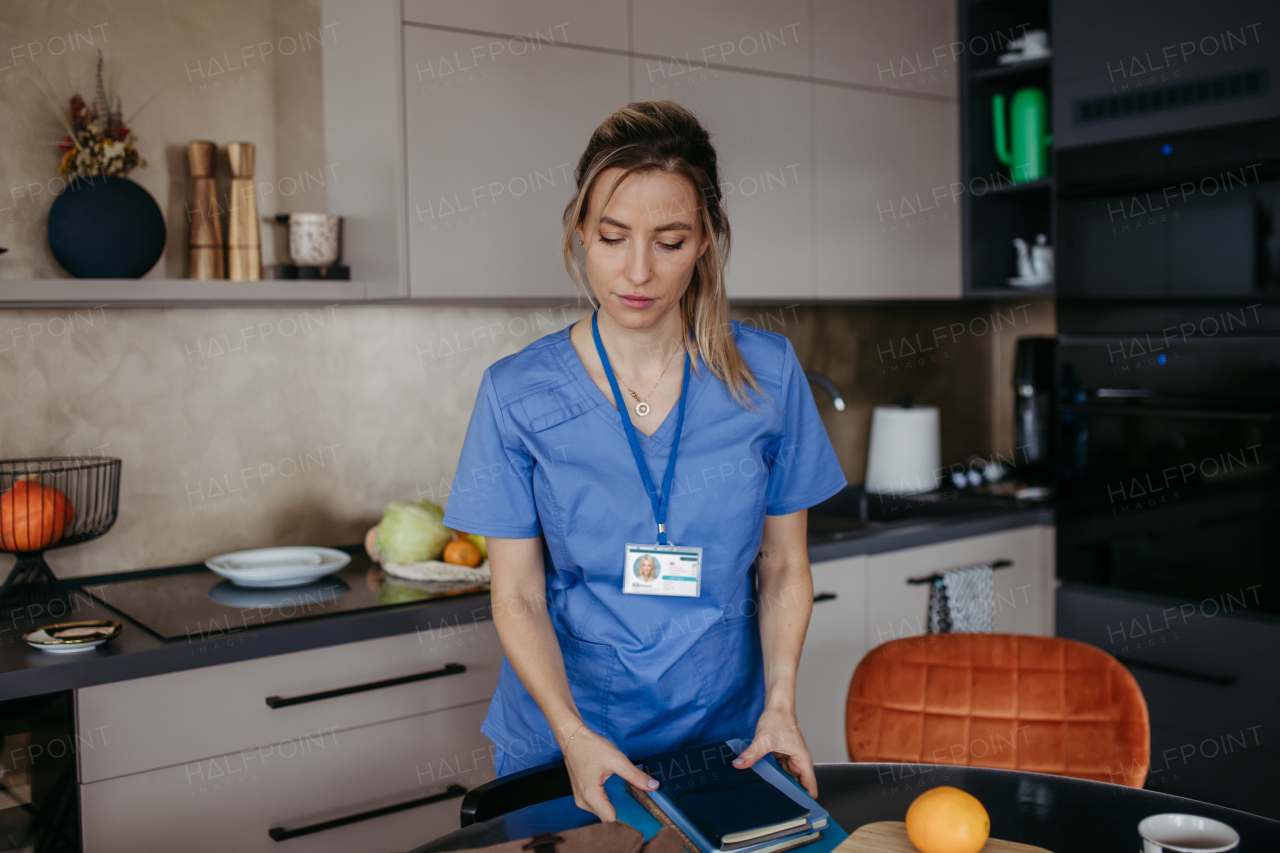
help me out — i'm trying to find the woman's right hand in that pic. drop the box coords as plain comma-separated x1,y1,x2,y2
561,724,659,822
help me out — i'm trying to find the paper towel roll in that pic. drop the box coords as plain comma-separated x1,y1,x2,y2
864,406,940,495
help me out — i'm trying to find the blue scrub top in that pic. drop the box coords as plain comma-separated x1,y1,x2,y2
442,321,846,776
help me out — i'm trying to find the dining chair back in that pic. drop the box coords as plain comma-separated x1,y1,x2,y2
460,760,573,826
845,633,1150,787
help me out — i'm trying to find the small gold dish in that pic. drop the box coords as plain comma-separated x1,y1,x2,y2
24,619,123,653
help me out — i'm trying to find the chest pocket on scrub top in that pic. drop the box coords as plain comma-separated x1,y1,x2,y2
513,384,599,434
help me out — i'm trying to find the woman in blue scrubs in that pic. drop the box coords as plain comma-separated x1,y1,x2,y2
443,101,846,822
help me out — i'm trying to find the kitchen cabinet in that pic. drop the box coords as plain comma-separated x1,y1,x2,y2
632,0,811,77
815,85,962,298
403,0,629,51
81,701,493,853
795,555,870,763
403,26,628,299
1057,584,1280,819
77,623,504,851
77,620,503,783
866,524,1054,646
633,64,814,299
795,525,1054,762
814,0,958,98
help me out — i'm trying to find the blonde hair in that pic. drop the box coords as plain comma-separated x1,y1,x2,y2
562,101,761,406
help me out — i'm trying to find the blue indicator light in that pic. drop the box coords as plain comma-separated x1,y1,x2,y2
1157,354,1167,364
1160,144,1173,155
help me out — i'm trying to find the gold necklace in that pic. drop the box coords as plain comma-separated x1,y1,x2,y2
617,341,682,417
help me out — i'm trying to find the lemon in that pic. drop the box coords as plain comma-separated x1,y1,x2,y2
904,786,990,853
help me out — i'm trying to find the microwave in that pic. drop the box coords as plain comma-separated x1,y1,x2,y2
1055,116,1280,302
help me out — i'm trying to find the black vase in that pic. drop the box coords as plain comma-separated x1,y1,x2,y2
47,176,166,278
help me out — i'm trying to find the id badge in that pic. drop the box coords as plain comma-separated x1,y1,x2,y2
623,543,702,597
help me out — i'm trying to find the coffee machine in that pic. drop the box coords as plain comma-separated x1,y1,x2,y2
1013,337,1056,484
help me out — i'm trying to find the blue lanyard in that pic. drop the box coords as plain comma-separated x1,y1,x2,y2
591,310,691,546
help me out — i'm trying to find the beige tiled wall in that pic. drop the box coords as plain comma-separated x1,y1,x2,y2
0,297,1053,580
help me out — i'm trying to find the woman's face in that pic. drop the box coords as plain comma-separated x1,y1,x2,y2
576,167,711,333
638,556,656,580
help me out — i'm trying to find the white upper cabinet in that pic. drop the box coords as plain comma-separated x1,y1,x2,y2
635,64,814,299
815,86,961,299
814,0,959,98
403,27,629,298
403,0,629,51
632,0,811,77
400,0,960,302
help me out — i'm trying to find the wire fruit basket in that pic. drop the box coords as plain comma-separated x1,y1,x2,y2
0,457,121,609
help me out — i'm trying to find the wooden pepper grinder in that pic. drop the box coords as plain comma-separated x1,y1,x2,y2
226,141,262,280
187,141,223,279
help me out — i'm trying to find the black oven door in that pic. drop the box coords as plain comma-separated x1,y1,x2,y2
1054,334,1280,612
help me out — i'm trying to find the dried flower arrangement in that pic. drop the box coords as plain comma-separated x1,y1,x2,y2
46,50,147,180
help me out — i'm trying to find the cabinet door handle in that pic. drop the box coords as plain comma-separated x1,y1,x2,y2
813,592,837,603
268,784,466,841
265,662,466,709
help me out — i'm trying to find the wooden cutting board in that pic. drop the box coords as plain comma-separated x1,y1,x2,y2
833,821,1053,853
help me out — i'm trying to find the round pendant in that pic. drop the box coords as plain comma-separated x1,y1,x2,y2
635,401,651,416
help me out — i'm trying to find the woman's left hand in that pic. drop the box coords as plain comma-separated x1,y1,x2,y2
732,705,818,798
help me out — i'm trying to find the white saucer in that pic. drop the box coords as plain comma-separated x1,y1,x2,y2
206,547,351,588
1007,276,1053,288
25,620,123,653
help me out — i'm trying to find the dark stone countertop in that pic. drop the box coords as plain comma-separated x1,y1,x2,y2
0,558,494,702
0,500,1052,701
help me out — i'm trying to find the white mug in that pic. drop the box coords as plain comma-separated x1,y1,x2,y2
287,213,341,266
1138,814,1239,853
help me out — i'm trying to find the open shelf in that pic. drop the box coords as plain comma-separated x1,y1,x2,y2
960,0,1055,298
970,57,1051,80
0,278,398,307
985,177,1053,196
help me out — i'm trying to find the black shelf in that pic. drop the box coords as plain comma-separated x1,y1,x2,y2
960,0,1055,297
971,57,1052,80
984,177,1053,196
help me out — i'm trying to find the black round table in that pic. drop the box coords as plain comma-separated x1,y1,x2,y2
412,763,1280,852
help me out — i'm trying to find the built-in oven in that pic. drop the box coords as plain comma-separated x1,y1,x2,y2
1054,331,1279,608
0,691,78,852
1052,327,1280,817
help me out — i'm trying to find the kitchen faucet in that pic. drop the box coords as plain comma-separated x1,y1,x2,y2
805,372,845,411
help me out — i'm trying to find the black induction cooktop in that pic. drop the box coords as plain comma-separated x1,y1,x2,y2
84,551,489,640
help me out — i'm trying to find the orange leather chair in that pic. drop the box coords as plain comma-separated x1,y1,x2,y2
846,633,1150,787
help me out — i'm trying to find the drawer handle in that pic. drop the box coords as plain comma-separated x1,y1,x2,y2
813,592,837,603
1114,655,1237,686
265,662,466,709
907,559,1013,585
268,784,466,841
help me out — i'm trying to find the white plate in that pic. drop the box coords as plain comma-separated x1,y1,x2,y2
206,547,351,588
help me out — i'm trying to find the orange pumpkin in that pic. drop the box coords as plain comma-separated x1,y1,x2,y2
0,479,74,552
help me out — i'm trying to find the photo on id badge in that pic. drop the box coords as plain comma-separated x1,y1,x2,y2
623,543,702,597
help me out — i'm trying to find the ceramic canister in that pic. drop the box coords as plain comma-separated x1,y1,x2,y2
288,213,341,266
864,405,941,495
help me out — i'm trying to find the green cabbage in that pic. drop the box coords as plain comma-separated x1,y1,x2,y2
376,500,451,564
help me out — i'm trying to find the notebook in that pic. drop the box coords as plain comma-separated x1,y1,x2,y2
641,742,813,852
723,739,829,832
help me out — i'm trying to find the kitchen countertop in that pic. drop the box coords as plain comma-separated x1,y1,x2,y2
0,501,1052,701
0,554,494,702
808,504,1054,562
